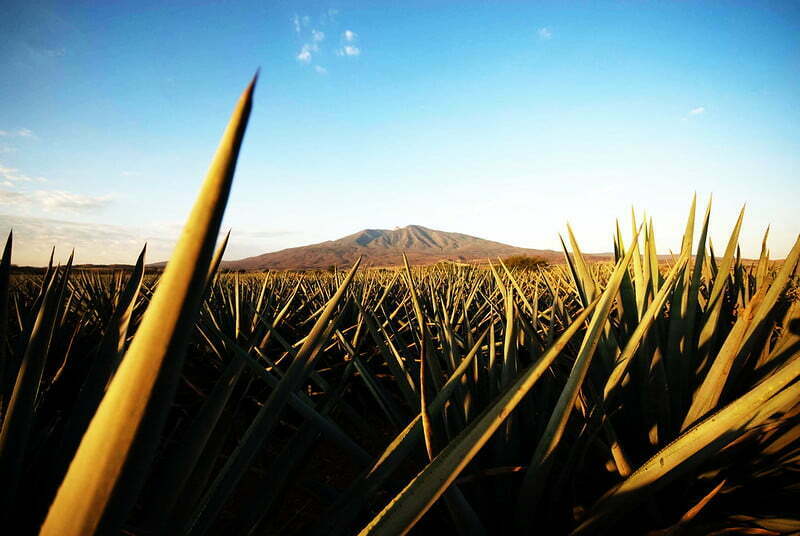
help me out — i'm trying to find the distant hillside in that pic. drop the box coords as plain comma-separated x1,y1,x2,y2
11,263,138,274
222,225,610,271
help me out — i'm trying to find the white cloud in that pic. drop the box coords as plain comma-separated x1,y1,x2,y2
296,43,318,63
538,27,553,40
0,128,36,138
121,171,141,177
43,48,66,57
689,106,706,115
0,162,110,217
0,213,172,266
0,189,113,213
0,163,47,184
312,29,325,42
0,213,298,266
343,30,357,42
338,45,360,57
314,65,328,75
292,14,312,34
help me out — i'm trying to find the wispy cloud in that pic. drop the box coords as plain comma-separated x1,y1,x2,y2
295,20,321,63
337,45,360,57
0,128,36,138
121,171,141,177
337,30,360,56
0,163,47,184
296,43,318,63
0,213,173,266
538,27,553,40
0,189,113,214
682,106,707,121
0,213,299,266
41,48,66,58
22,43,67,62
0,164,108,215
294,13,361,68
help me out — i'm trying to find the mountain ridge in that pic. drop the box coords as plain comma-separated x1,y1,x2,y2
221,224,611,270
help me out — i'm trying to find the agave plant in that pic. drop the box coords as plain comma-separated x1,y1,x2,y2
0,78,797,536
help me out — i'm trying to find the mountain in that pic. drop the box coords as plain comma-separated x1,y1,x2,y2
223,225,606,271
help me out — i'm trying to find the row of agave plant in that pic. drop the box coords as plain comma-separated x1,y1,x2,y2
0,78,798,535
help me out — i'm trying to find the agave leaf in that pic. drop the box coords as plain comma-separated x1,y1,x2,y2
52,245,147,504
236,354,366,535
497,257,535,317
764,300,800,367
697,205,745,353
0,252,72,517
676,198,711,394
739,234,800,344
487,258,507,299
630,209,646,315
560,234,588,307
336,329,405,428
755,226,770,291
603,253,689,400
315,329,489,536
501,286,518,389
356,300,419,407
0,231,11,413
221,323,372,464
205,230,230,292
357,299,599,536
515,227,640,529
662,479,727,535
567,224,598,303
187,257,361,535
40,76,256,536
403,253,436,460
682,234,800,429
646,219,659,295
575,340,800,534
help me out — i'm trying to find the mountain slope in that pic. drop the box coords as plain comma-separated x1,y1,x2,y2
223,225,603,270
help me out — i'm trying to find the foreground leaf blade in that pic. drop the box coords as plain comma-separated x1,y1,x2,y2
40,76,256,536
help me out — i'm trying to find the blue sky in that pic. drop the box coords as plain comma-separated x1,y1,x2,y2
1,0,798,265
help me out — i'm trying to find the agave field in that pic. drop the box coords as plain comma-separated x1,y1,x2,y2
1,79,799,535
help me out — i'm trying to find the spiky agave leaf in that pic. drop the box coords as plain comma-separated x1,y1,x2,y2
357,298,599,536
40,75,256,536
